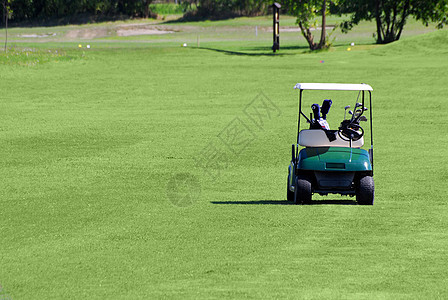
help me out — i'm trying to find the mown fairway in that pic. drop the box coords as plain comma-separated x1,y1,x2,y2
1,17,448,299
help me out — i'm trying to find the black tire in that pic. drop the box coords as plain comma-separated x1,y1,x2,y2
294,175,312,205
287,175,294,202
356,175,374,205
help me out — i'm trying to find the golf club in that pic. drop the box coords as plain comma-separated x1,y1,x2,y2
344,105,351,119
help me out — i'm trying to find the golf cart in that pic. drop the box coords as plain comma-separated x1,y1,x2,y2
287,83,375,205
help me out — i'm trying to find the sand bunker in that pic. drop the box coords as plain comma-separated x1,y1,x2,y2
65,28,109,39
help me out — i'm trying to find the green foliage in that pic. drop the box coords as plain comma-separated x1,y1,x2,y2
183,0,270,19
412,0,448,29
149,3,186,15
2,0,12,15
337,0,448,44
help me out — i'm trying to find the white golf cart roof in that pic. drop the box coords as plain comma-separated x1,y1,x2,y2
294,83,373,91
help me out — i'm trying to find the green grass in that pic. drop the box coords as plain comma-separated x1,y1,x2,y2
1,17,448,299
0,47,83,66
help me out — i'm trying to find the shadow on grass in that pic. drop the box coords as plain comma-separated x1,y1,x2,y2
306,199,358,205
241,45,310,52
212,200,293,205
211,199,358,205
199,43,378,56
197,47,294,56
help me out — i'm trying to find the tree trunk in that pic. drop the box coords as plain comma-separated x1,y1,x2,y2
380,2,411,44
299,22,316,50
144,0,150,19
375,0,383,44
4,2,7,53
396,0,410,41
318,0,327,49
4,12,7,52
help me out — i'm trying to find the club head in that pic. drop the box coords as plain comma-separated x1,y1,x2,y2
348,110,353,115
344,105,351,110
355,102,362,108
359,116,368,122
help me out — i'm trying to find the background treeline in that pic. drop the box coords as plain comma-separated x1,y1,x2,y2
182,0,270,20
2,0,156,24
1,0,272,25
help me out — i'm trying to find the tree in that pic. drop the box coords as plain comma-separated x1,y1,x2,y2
143,0,150,18
2,0,12,52
338,0,448,44
283,0,335,50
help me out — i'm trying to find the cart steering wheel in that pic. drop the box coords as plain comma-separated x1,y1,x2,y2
338,123,364,142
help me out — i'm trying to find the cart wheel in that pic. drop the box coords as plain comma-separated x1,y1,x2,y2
294,175,312,205
287,174,294,202
356,175,374,205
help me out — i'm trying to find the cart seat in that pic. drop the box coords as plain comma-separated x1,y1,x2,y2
298,129,364,148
